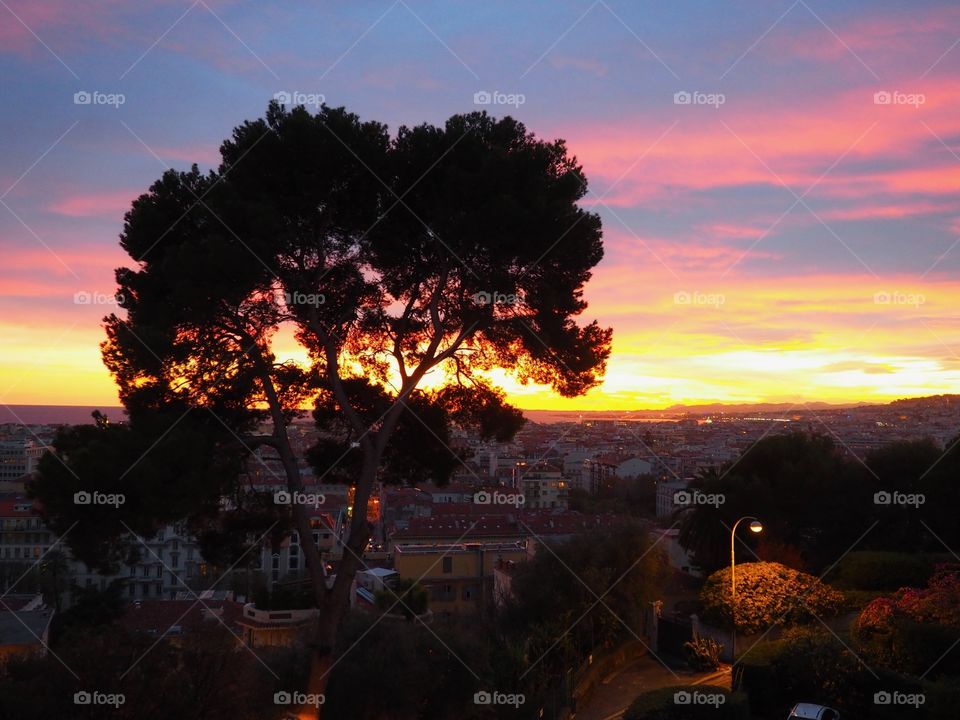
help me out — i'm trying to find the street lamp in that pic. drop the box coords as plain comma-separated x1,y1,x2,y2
730,516,762,659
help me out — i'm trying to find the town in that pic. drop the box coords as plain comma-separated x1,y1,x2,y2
1,395,958,717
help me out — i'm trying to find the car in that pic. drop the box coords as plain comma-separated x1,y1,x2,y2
788,703,840,720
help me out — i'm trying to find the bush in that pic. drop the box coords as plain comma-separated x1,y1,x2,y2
854,564,960,677
623,684,749,720
700,561,844,634
684,636,722,671
826,551,946,591
374,578,428,619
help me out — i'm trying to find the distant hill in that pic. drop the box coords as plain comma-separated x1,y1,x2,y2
520,395,960,424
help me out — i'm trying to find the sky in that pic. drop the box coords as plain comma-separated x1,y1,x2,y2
1,0,959,411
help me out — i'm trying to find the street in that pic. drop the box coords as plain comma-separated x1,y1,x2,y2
573,654,731,720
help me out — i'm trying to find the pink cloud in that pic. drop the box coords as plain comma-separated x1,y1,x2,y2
49,190,140,218
550,74,960,212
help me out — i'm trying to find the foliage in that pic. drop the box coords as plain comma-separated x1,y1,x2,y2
0,624,295,720
700,561,844,634
678,434,866,574
735,630,960,719
251,583,316,611
51,580,127,643
623,684,749,720
374,578,429,619
827,551,946,591
678,433,960,576
854,564,960,676
567,475,657,516
29,106,611,702
324,614,516,720
499,523,667,688
684,636,723,671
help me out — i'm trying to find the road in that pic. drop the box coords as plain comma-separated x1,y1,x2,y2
573,655,731,720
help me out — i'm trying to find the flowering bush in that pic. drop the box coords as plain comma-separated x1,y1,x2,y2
700,561,844,634
854,564,960,675
856,564,960,635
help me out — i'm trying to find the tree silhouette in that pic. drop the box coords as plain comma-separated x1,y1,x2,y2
32,103,611,716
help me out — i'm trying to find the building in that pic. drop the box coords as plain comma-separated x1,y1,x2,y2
70,522,207,600
119,594,245,641
616,457,653,478
0,594,53,667
0,496,54,566
517,468,567,510
582,456,618,495
0,440,44,483
257,510,343,585
393,541,526,614
655,480,688,519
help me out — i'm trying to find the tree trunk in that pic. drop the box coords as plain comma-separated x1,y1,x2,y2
295,451,378,719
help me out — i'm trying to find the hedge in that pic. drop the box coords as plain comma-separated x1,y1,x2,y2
825,551,948,591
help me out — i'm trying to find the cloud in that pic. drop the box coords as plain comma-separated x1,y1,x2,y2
49,190,139,218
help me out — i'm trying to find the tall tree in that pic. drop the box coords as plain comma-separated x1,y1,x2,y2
33,103,611,716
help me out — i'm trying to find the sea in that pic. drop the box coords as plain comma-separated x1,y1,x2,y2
0,405,127,426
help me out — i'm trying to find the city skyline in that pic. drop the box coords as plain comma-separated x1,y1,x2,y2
3,0,960,410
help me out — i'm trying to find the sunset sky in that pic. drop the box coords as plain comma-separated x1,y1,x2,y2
2,0,959,411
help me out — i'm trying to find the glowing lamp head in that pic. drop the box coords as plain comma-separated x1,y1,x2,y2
749,520,763,534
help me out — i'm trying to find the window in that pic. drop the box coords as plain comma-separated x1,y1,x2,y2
442,557,453,574
170,553,179,568
156,583,162,597
142,566,150,578
156,565,163,578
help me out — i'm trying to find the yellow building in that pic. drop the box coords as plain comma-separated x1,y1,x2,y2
392,542,527,615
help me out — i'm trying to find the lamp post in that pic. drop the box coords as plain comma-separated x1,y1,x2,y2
730,516,762,660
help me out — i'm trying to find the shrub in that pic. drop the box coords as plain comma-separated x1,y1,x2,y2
826,551,946,591
375,578,428,619
684,636,723,671
700,561,844,634
623,684,749,720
